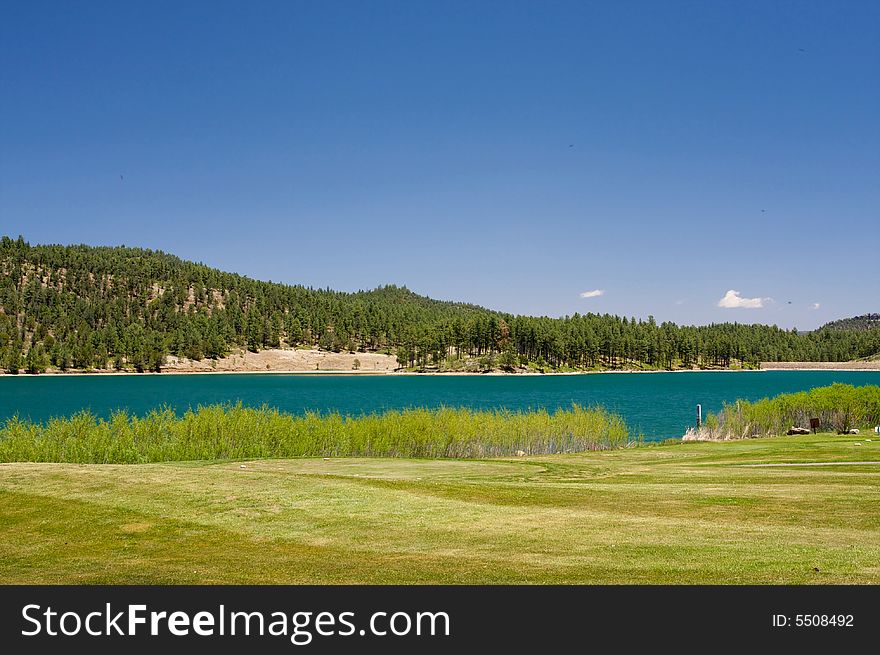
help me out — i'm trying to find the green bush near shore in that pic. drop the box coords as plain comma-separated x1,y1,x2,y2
699,383,880,439
0,404,633,464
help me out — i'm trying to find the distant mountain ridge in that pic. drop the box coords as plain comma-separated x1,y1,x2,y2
821,314,880,332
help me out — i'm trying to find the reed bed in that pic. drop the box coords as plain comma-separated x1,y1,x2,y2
0,403,634,463
693,383,880,440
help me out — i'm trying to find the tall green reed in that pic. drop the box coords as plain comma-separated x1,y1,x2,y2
694,383,880,440
0,403,634,463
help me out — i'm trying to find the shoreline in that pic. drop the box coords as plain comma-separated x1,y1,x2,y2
758,362,880,371
2,348,878,377
3,365,880,378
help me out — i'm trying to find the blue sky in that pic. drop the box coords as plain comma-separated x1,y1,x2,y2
1,1,877,329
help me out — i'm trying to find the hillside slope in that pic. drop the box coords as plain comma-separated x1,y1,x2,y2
821,314,880,332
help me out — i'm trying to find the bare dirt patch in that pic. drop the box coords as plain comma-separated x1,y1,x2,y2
162,348,397,373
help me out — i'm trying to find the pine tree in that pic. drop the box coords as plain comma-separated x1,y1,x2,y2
25,344,48,374
4,339,22,374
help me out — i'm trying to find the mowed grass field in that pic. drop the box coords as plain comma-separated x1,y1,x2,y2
1,433,879,584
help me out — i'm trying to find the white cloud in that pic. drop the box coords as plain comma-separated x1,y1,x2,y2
674,299,687,306
717,289,767,309
579,289,605,299
812,302,821,310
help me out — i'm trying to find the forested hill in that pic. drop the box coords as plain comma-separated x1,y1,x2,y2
821,314,880,332
1,236,879,373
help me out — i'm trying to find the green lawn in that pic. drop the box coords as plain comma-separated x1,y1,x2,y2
1,433,879,584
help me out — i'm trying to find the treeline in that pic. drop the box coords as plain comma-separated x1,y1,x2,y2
2,236,879,373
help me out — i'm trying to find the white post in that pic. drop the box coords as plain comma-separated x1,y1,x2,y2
696,404,702,428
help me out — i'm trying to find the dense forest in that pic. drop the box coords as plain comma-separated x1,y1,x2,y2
1,236,879,374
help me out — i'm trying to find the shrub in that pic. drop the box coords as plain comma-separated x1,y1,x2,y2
693,383,880,440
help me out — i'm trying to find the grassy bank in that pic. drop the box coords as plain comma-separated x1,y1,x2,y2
693,383,880,440
1,433,878,583
0,404,632,463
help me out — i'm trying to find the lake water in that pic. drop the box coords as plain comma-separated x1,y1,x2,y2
2,370,878,440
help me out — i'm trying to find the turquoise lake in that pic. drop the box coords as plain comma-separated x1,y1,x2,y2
1,370,878,440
